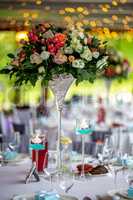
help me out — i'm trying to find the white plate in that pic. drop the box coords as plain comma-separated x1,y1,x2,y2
4,154,29,166
12,193,78,200
108,189,133,199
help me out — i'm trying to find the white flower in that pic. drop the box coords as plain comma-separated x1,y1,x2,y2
15,47,22,56
96,56,108,69
43,30,54,39
84,38,88,45
80,46,92,61
75,43,83,53
64,46,73,54
72,59,85,69
30,52,42,65
8,65,13,70
78,32,85,39
70,30,79,38
42,47,46,51
92,51,100,59
40,51,50,60
38,66,45,73
71,38,83,53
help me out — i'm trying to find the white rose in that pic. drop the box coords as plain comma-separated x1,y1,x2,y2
64,46,73,54
84,38,88,45
72,59,85,69
92,51,100,59
71,30,79,38
75,43,83,53
30,52,42,65
80,46,92,61
40,51,50,60
38,66,45,73
42,47,46,51
79,32,85,39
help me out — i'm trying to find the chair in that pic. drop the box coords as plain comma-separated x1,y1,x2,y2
0,134,3,151
12,123,25,135
12,123,29,153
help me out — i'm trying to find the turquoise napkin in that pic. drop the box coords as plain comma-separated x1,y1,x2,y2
128,187,133,198
35,190,60,200
76,128,93,135
29,144,45,150
3,151,18,160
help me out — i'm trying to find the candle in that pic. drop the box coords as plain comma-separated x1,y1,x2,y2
80,119,88,129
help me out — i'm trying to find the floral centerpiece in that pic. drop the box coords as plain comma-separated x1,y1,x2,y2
0,23,108,86
103,47,130,80
0,23,109,171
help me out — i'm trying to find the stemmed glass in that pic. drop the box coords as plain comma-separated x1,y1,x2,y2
100,137,114,165
75,118,94,178
125,170,133,187
59,172,74,194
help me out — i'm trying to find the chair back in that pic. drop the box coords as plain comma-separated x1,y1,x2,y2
13,123,25,135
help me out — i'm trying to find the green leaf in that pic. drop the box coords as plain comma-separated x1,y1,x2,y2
0,68,11,74
7,53,15,58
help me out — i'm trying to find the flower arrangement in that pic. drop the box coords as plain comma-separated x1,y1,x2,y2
103,48,130,80
0,23,108,86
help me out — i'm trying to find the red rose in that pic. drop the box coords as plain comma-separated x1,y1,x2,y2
48,44,57,55
28,31,39,43
46,38,53,44
104,67,116,77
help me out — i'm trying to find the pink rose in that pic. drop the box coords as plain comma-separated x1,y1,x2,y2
53,53,67,64
11,59,20,67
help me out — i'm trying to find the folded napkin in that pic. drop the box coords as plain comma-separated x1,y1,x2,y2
128,187,133,198
35,190,60,200
3,151,18,160
126,159,133,169
29,144,45,150
76,128,93,135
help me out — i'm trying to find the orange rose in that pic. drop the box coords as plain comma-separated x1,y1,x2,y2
54,33,66,42
44,23,51,29
68,56,75,63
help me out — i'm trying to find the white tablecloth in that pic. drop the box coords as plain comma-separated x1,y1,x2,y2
0,162,128,200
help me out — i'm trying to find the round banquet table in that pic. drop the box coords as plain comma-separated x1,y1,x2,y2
0,161,128,200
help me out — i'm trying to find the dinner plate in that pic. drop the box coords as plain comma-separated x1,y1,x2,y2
12,193,79,200
4,154,29,166
108,189,133,199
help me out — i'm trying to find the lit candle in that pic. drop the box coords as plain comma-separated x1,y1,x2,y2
80,119,88,129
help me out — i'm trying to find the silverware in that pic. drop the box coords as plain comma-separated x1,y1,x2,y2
65,183,74,193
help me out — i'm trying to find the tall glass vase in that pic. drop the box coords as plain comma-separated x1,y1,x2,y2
104,79,112,105
49,74,74,171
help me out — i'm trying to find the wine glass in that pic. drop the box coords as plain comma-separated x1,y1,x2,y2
59,172,74,194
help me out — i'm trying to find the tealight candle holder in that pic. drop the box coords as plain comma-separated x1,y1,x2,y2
75,118,94,177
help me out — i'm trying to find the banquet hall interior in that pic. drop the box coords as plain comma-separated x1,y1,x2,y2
0,0,133,200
